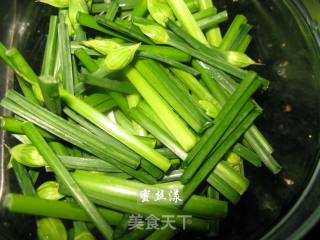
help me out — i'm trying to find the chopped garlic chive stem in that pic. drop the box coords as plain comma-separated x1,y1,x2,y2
233,143,262,167
181,72,260,183
214,161,250,195
132,0,148,17
192,7,217,21
183,109,261,201
197,11,228,30
22,122,114,240
229,24,252,51
39,75,61,115
95,16,154,44
11,159,37,196
41,16,58,76
167,0,208,45
219,15,247,51
185,0,200,13
1,92,159,183
74,49,99,73
77,12,132,42
105,0,119,21
0,116,55,140
4,193,124,225
171,68,219,107
198,0,223,47
138,51,199,76
134,59,210,133
124,66,197,152
59,88,171,172
58,15,74,94
130,107,188,160
16,76,41,105
207,172,240,204
237,35,252,53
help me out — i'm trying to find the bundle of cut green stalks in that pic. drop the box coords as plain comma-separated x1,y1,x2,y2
0,0,282,239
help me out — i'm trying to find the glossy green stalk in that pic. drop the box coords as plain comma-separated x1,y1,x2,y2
58,15,74,94
77,13,132,42
192,60,227,105
4,193,123,225
229,24,252,51
105,0,119,20
138,51,199,76
60,88,171,172
74,48,99,73
181,72,260,183
185,0,200,13
237,35,252,53
202,65,279,172
84,94,111,107
71,170,228,219
17,77,41,105
198,0,222,47
11,159,37,196
0,116,55,140
94,99,117,113
63,107,141,164
197,11,228,30
244,130,281,174
22,122,113,240
130,107,188,160
219,15,247,51
5,48,39,85
137,100,172,137
73,221,95,240
41,16,58,76
113,213,130,239
134,59,210,133
214,161,249,195
39,76,61,115
1,91,159,183
183,109,261,201
167,0,208,45
96,16,154,44
58,155,122,172
82,74,137,94
192,7,217,21
207,172,240,204
109,92,130,116
138,45,191,62
124,66,197,152
233,143,262,167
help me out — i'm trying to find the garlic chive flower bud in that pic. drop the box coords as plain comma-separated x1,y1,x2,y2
37,218,67,240
69,0,89,28
223,51,256,68
134,23,170,45
37,181,65,201
82,38,122,55
147,0,174,26
104,43,141,71
37,0,69,8
10,144,46,167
